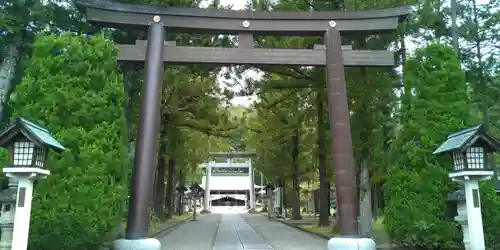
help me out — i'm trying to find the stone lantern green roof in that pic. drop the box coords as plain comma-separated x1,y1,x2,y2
434,124,500,192
0,117,65,152
433,124,500,154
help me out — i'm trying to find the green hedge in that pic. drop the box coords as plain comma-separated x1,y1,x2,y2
479,181,500,249
383,44,500,249
10,33,130,249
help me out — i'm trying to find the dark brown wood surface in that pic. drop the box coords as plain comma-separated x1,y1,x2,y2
117,45,394,66
77,1,410,35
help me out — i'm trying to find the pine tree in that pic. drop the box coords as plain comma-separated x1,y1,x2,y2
10,33,129,249
384,43,470,248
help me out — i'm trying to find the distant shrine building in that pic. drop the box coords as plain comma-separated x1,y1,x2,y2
200,152,263,211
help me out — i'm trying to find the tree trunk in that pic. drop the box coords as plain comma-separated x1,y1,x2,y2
372,182,380,218
177,192,183,216
165,157,176,219
291,129,302,220
0,44,19,124
358,158,372,237
171,178,177,214
176,171,185,215
470,0,495,173
154,138,167,220
317,89,330,227
122,63,135,161
357,66,373,236
281,180,287,218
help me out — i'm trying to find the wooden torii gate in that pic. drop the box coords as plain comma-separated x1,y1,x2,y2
77,0,410,240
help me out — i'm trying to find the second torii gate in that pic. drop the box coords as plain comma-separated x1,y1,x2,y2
77,0,410,246
200,152,257,212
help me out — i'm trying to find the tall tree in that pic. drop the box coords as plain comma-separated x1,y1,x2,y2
384,43,470,248
0,0,95,129
11,33,129,249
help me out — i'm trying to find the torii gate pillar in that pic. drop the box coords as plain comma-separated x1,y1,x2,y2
114,20,165,250
248,157,256,211
201,160,213,213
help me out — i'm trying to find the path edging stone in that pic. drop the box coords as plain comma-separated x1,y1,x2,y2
101,215,194,249
275,217,332,241
257,213,399,250
150,214,193,239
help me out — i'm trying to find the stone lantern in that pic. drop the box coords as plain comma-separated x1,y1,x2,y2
447,189,469,249
0,178,18,249
434,124,500,250
175,185,187,215
0,118,65,250
264,183,274,220
189,183,201,221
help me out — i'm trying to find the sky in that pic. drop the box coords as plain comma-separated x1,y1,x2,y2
216,0,259,107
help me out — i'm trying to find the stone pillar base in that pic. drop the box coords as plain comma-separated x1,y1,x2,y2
200,210,211,214
327,238,376,250
0,243,12,250
247,208,258,213
114,238,161,250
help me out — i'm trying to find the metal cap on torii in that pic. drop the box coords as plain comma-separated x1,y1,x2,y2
209,152,256,159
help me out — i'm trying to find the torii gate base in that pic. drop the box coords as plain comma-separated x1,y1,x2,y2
328,238,376,250
114,238,161,250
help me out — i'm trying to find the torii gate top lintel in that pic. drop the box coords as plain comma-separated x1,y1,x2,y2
77,0,410,35
209,152,256,159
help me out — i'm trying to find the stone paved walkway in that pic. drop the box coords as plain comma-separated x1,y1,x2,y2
241,214,328,250
158,214,220,250
159,212,327,250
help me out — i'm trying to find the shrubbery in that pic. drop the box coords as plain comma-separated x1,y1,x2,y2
383,44,494,249
10,32,129,249
479,182,500,249
384,165,462,248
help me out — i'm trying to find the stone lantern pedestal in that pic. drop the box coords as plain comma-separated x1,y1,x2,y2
448,189,470,250
0,178,18,249
456,216,470,250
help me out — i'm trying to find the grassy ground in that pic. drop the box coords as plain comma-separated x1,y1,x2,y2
262,208,397,247
297,224,337,238
149,213,193,235
270,211,393,246
102,213,193,248
372,217,392,244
